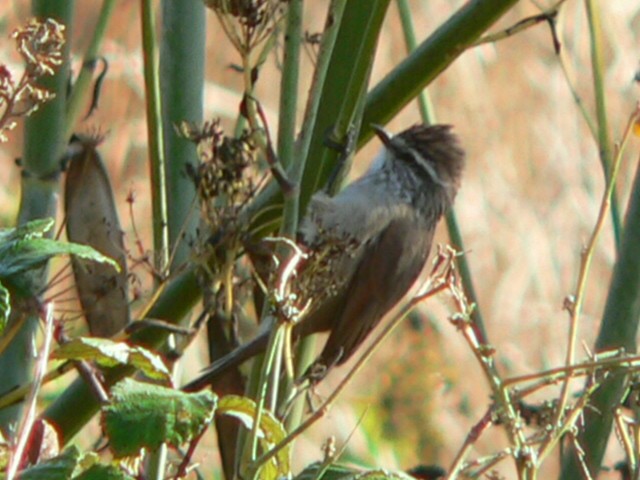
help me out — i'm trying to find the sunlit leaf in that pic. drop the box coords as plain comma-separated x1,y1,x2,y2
102,378,217,458
217,395,290,478
73,463,135,480
53,338,171,381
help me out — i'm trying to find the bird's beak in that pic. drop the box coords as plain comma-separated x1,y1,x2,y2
371,124,392,147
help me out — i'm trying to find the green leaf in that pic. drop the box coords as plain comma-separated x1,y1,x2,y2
53,338,171,381
217,395,290,478
0,218,54,243
0,219,120,296
102,378,217,458
73,464,135,480
0,281,9,335
0,238,119,280
19,446,81,480
295,462,417,480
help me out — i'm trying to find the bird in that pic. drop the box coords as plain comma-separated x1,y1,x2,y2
184,123,464,391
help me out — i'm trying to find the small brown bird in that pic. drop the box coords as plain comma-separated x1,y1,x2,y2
185,123,464,391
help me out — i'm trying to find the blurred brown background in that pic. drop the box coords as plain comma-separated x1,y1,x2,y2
1,1,639,478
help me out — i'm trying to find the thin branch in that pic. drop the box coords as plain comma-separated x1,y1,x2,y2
6,303,55,480
553,103,640,439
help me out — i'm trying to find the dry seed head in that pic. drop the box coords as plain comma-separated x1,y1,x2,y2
204,0,288,54
293,234,361,310
13,18,65,77
0,18,65,142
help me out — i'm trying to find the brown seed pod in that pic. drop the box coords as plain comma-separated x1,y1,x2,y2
64,133,130,337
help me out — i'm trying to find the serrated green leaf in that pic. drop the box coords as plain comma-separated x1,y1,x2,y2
0,220,120,297
295,462,417,480
19,446,81,480
0,238,119,280
0,218,54,243
53,338,171,381
0,281,9,335
102,378,217,458
128,346,170,380
217,395,290,478
73,463,135,480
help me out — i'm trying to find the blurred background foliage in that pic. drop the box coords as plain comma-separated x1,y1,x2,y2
0,0,639,478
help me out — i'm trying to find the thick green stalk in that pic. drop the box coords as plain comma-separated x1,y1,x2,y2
0,1,75,428
65,0,116,137
299,0,390,201
143,2,205,476
247,0,387,236
160,0,204,270
141,0,169,274
277,0,303,237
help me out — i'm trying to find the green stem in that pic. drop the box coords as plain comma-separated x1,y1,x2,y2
292,0,347,199
0,1,75,428
299,0,390,199
140,0,169,275
584,0,621,249
65,0,116,137
160,0,204,270
277,0,303,238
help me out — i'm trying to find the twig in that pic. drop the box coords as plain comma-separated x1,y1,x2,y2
473,1,565,51
6,303,55,480
614,407,637,474
503,350,640,390
445,408,494,479
448,271,535,475
552,104,640,447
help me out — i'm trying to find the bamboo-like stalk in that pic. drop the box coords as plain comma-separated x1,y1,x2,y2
143,2,205,476
65,0,117,137
160,0,204,271
140,0,169,275
0,1,74,428
298,0,391,201
277,0,303,238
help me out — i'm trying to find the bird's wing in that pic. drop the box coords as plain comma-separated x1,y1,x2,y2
316,213,434,367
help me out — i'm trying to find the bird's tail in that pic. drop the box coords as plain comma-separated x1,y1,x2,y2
183,331,270,392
